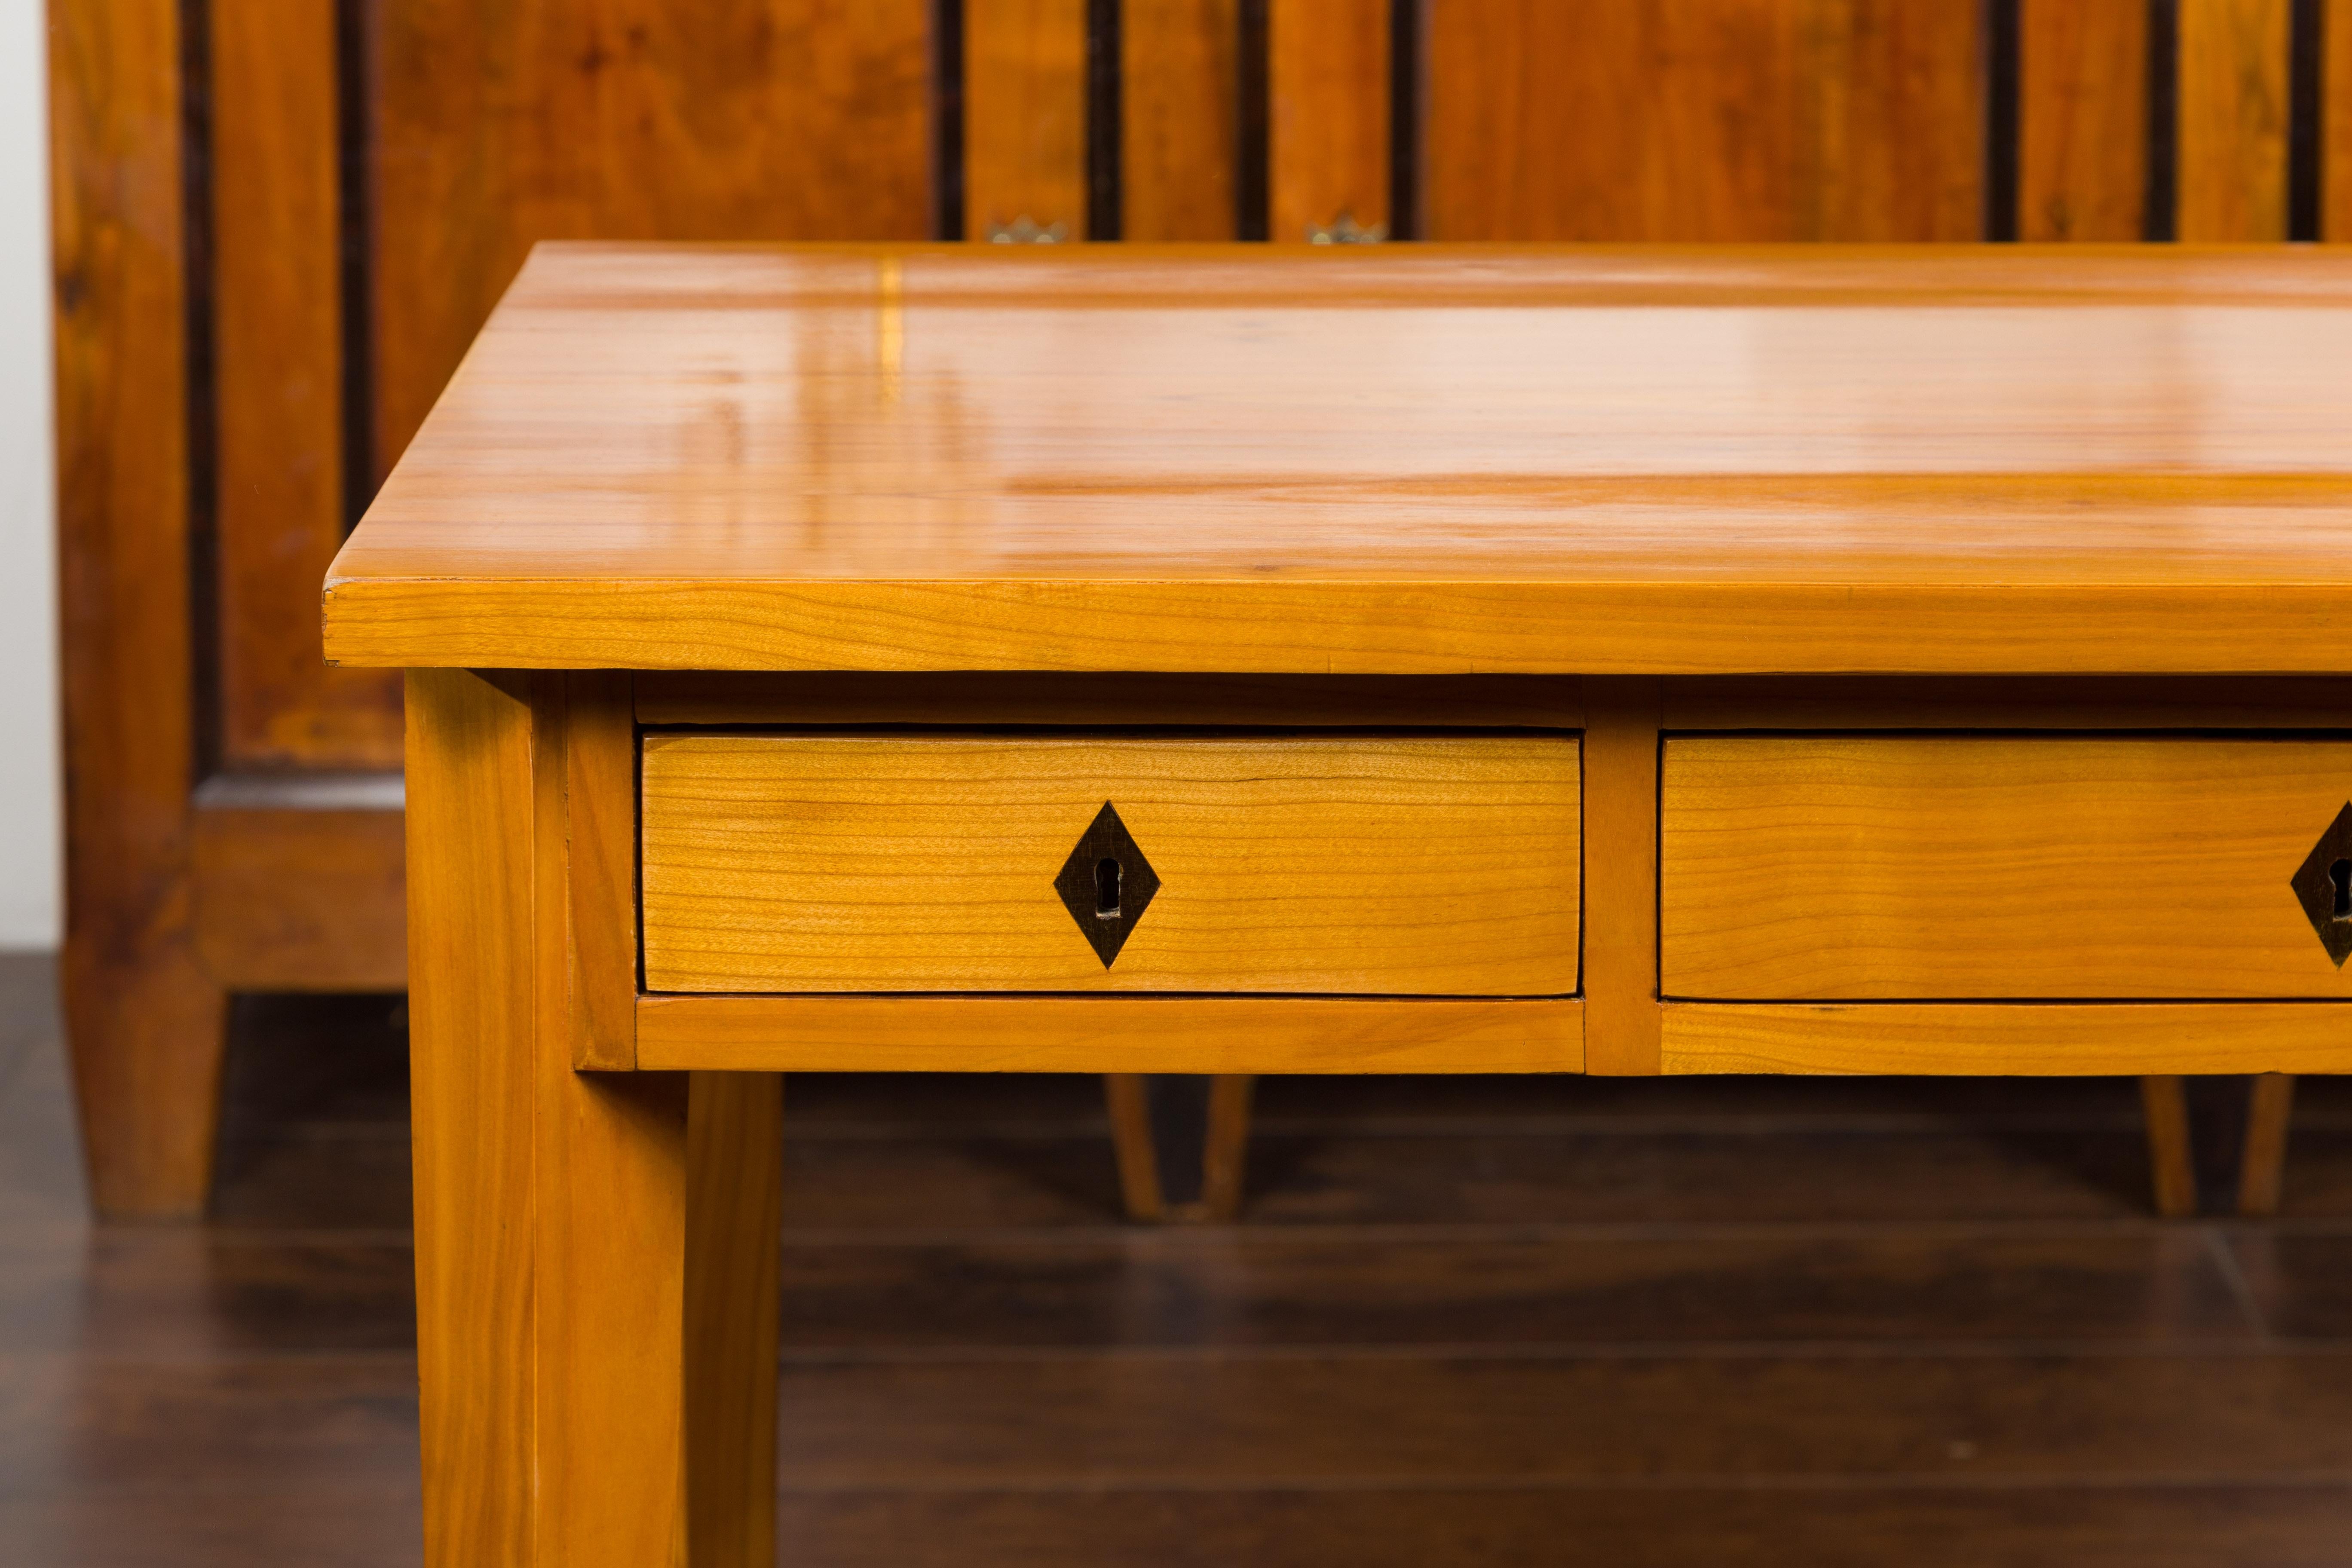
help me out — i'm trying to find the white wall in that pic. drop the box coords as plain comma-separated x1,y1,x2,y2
0,0,61,949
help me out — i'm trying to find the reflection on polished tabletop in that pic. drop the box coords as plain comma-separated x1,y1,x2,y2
327,244,2352,674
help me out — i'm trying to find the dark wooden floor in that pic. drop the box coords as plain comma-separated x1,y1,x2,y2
5,960,2352,1563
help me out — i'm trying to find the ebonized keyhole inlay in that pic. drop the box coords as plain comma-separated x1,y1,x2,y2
2289,803,2352,966
1054,802,1161,968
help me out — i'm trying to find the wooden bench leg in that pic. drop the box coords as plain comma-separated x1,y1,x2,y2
1104,1073,1164,1221
64,946,227,1219
2237,1073,2296,1218
1104,1073,1256,1223
1200,1074,1256,1221
2140,1075,2198,1218
410,670,778,1566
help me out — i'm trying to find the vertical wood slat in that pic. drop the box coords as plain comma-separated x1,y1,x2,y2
2328,0,2352,237
1123,0,1239,239
1801,0,1986,239
51,0,234,1216
965,0,1090,238
1582,677,1662,1077
1269,0,1390,242
2179,0,2293,239
565,672,637,1071
1424,0,1982,241
2019,0,2148,239
368,0,933,482
211,0,401,770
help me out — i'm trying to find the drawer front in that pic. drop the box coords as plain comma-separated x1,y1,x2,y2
1662,737,2352,999
642,734,1580,994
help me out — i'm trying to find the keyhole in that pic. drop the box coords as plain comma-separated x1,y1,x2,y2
1095,856,1121,918
2331,858,2351,922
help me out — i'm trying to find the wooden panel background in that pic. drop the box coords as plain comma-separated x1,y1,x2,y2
1270,0,1390,242
964,0,1088,238
2330,0,2352,239
2178,0,2292,241
1423,0,1984,241
2019,0,2146,241
1124,0,1239,239
211,0,402,769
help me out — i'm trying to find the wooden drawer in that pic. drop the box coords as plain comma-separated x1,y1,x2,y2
1662,737,2352,1000
641,733,1580,994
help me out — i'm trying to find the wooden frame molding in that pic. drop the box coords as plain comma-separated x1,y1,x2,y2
636,995,1584,1074
1581,677,1661,1076
1663,1002,2352,1077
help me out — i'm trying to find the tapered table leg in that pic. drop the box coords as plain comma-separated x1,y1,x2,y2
407,670,779,1566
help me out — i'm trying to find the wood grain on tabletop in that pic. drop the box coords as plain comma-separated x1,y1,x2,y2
640,734,1580,995
366,0,933,480
1123,0,1238,240
2019,0,2146,241
50,0,231,1217
324,243,2352,674
2178,0,2291,242
1661,737,2352,1000
964,0,1087,239
210,0,402,769
1423,0,1982,241
1269,0,1390,242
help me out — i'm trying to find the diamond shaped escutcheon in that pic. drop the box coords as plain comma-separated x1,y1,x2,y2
2290,801,2352,968
1054,802,1160,968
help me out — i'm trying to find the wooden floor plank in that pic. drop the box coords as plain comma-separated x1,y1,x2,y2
0,1490,423,1568
776,1487,2352,1568
0,1234,416,1358
775,1231,2257,1350
778,1124,2162,1230
775,1352,2352,1485
0,1353,418,1495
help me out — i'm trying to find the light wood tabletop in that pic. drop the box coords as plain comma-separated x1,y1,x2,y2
328,242,2352,675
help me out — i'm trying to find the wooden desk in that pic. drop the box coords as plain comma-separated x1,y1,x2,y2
325,244,2352,1565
